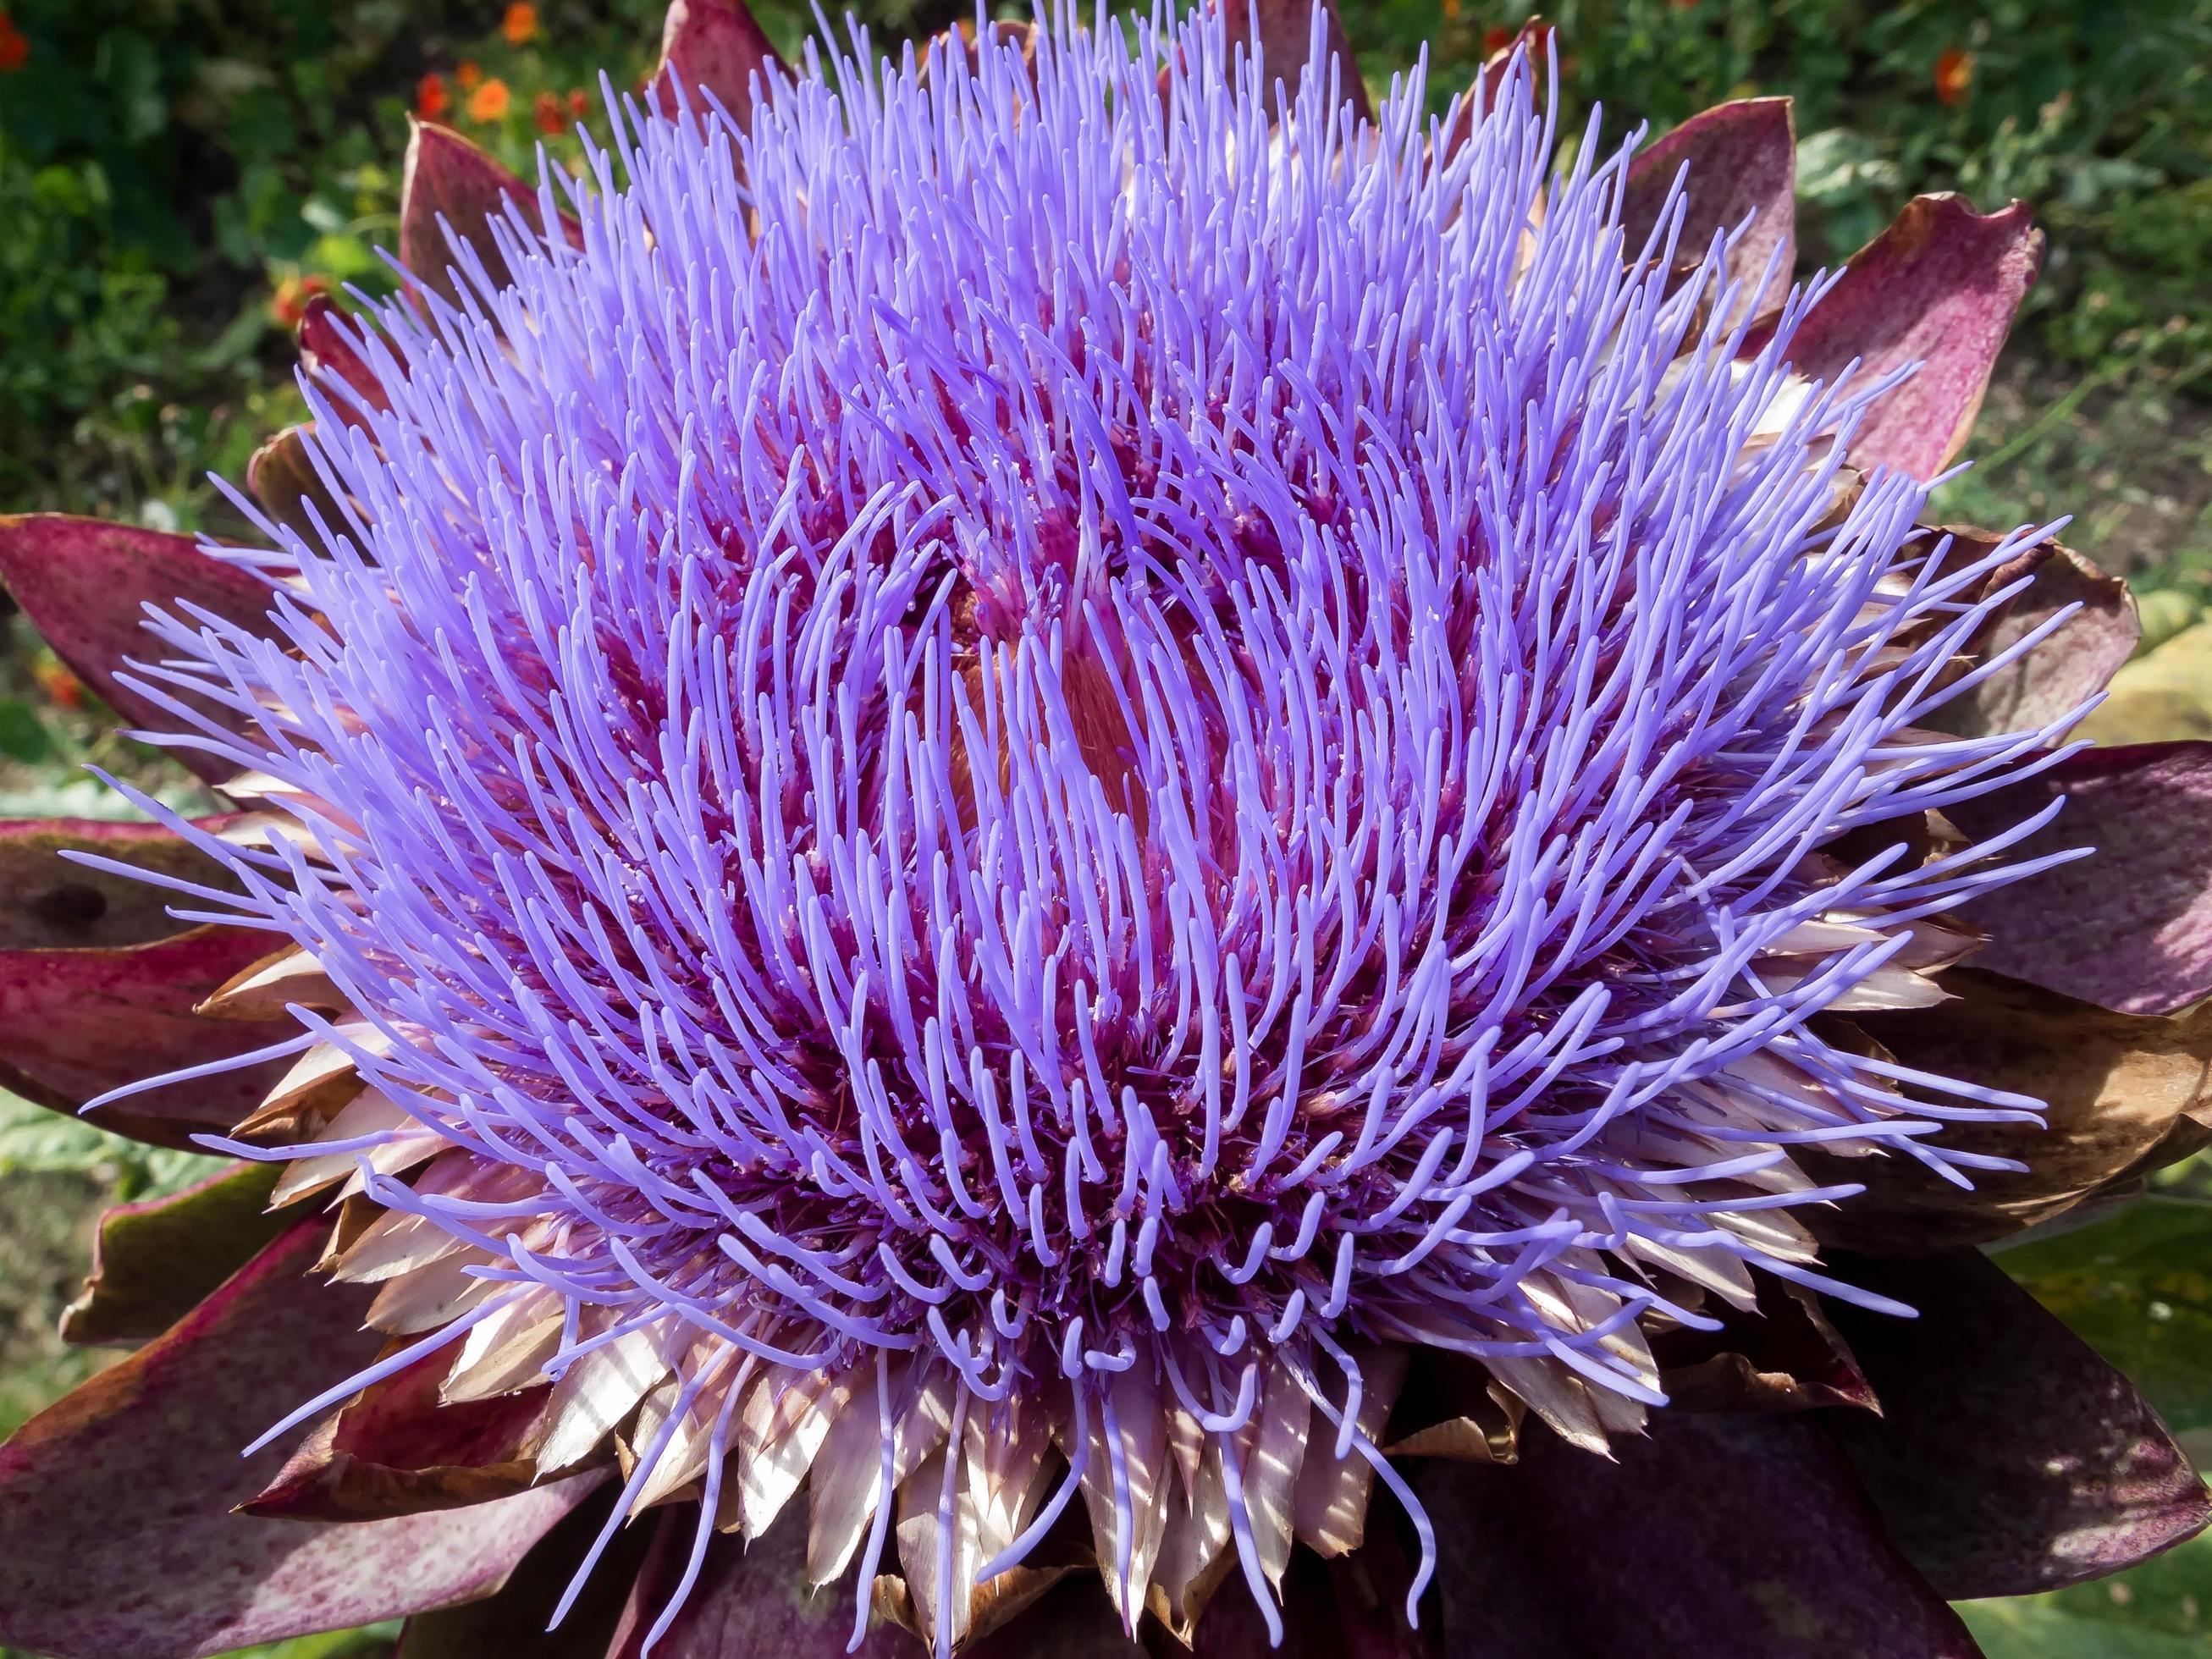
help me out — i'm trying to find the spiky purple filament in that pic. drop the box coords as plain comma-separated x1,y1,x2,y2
94,5,2080,1645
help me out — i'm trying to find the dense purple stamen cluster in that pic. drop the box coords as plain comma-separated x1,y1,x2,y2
95,5,2077,1644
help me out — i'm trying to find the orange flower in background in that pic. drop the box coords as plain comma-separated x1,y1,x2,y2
455,58,483,90
534,89,565,134
1935,47,1975,106
29,657,83,712
414,71,449,119
268,273,329,329
502,2,538,45
468,76,511,121
0,11,28,72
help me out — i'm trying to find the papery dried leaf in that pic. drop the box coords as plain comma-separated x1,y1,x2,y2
527,1326,672,1474
1073,1366,1172,1628
966,1576,1152,1658
1807,968,2212,1253
230,1030,375,1150
807,1358,955,1584
1288,1343,1408,1558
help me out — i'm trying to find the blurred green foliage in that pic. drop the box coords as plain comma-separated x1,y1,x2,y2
0,1089,208,1197
0,0,627,530
1,0,2207,553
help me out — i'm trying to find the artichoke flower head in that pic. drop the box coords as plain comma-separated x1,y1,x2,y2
0,5,2208,1658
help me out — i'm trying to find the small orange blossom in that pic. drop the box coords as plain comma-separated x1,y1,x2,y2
468,77,511,121
1935,47,1975,106
268,273,330,329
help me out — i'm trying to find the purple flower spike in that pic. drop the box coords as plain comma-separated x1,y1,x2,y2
18,6,2138,1655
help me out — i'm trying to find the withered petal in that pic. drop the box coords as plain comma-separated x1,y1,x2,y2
1382,1349,1524,1462
1927,532,2138,740
1216,0,1371,126
918,19,1042,97
1438,19,1555,163
1622,97,1795,326
607,1501,918,1657
0,1221,588,1658
400,121,583,311
1824,1248,2211,1598
240,1344,561,1521
248,423,359,544
1808,967,2212,1253
0,814,246,951
1186,1531,1432,1657
296,293,394,423
396,1481,650,1658
1654,1280,1878,1415
197,943,345,1022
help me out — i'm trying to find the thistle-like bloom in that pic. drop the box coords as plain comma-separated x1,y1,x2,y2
3,7,2210,1659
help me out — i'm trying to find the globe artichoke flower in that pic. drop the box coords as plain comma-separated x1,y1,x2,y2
1,3,2208,1656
